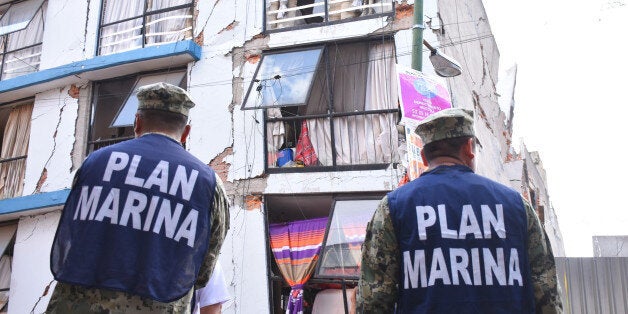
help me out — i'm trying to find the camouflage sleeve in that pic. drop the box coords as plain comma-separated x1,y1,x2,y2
356,196,399,313
195,174,230,289
524,196,563,313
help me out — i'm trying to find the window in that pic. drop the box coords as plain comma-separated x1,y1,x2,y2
0,101,33,199
0,223,16,312
265,0,394,32
316,198,379,278
0,0,46,80
266,194,383,314
98,0,194,56
89,69,187,152
243,39,400,172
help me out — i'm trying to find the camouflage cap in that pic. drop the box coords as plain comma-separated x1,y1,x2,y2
415,108,475,145
136,82,195,117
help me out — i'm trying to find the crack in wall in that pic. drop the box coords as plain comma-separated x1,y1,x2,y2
33,98,68,193
198,0,222,34
82,0,91,55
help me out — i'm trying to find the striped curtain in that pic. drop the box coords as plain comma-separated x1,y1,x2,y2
269,217,328,314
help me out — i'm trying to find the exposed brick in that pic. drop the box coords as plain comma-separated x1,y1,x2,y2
246,54,261,64
35,168,48,193
209,147,233,184
218,21,237,34
396,3,413,20
195,30,204,46
245,195,262,211
68,84,80,99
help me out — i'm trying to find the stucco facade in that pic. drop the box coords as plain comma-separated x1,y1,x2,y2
0,0,562,313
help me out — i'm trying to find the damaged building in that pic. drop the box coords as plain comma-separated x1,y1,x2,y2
0,0,563,313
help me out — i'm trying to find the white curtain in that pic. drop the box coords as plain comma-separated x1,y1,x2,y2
0,224,16,313
362,41,398,164
305,41,398,166
99,0,144,55
145,0,193,46
0,103,33,199
2,1,45,80
266,107,285,167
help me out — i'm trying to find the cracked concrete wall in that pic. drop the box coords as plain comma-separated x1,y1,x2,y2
8,210,61,314
265,169,401,195
23,86,83,194
435,0,510,184
6,0,528,313
218,202,269,314
39,0,100,69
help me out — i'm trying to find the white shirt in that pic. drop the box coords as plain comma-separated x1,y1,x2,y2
193,261,231,314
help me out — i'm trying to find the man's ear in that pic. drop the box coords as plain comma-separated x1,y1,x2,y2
462,137,475,160
180,124,191,144
133,114,142,136
421,149,429,167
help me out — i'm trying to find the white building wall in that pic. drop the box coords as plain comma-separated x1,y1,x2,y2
1,0,551,313
39,0,94,69
23,87,81,194
8,211,60,314
219,205,269,314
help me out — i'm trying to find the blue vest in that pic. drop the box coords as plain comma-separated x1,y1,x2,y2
388,165,535,313
51,134,216,302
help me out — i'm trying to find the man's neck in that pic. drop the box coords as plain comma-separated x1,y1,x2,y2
139,131,181,143
427,156,467,171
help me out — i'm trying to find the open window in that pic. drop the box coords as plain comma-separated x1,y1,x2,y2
98,0,194,56
264,0,394,32
0,223,17,312
316,199,379,279
0,0,46,80
266,193,383,314
0,101,33,200
241,46,323,110
244,39,400,172
89,69,187,152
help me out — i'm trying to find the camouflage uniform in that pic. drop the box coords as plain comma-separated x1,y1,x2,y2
46,173,230,314
356,108,562,313
356,196,562,313
46,83,231,314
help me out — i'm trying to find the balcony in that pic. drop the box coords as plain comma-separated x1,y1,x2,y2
265,0,394,32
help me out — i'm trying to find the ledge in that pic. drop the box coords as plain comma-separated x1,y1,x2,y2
0,189,70,220
0,40,202,104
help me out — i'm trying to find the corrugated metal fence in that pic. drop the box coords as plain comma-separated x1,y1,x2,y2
555,257,628,314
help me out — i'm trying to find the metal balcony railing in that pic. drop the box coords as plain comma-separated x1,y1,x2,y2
265,0,394,32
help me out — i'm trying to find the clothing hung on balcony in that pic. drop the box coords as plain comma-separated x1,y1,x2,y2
295,120,319,166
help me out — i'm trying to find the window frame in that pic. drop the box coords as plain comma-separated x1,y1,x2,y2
264,192,386,314
314,196,382,280
0,0,46,80
262,0,396,34
87,67,187,153
241,45,325,110
0,221,17,312
96,0,194,56
0,99,34,200
256,37,400,173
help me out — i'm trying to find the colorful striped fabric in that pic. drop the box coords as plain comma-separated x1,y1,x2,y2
269,217,328,314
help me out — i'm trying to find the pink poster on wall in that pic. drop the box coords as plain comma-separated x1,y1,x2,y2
396,65,452,123
396,65,452,181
